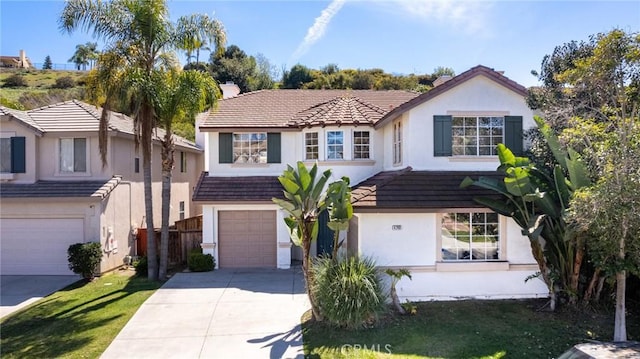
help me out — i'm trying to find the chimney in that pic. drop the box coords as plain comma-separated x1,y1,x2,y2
219,81,241,99
19,50,28,68
433,75,452,87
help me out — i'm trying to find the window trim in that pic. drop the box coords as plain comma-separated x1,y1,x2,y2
57,137,90,176
304,132,319,161
326,130,344,161
179,151,187,173
436,210,506,263
352,130,371,160
0,134,13,174
179,201,185,220
393,120,402,165
451,116,504,157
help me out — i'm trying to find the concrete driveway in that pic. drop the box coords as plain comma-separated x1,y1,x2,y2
101,268,310,359
0,275,80,319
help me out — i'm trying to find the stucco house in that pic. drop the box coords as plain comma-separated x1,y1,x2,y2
194,65,549,300
0,100,202,275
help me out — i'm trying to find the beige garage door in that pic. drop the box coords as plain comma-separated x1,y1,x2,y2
218,210,277,268
0,218,84,275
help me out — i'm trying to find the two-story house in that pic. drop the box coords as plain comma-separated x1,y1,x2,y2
194,65,549,300
0,100,202,275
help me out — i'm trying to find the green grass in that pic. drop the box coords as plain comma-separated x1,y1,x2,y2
0,271,161,359
0,69,86,88
303,299,640,359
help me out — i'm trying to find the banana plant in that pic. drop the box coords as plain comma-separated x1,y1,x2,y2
461,116,591,309
325,177,353,259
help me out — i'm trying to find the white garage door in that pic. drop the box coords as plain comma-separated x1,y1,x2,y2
1,218,85,275
218,211,277,268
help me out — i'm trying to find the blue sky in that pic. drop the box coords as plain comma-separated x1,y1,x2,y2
1,0,638,87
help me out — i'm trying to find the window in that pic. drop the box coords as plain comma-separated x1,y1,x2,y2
233,133,267,163
60,138,87,173
353,131,370,159
452,116,503,156
0,137,10,173
180,151,187,172
134,157,140,173
393,121,402,164
179,201,185,220
441,212,500,261
326,131,343,160
305,132,318,160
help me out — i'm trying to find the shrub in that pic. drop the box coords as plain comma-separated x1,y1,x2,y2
2,73,28,88
67,242,102,280
52,76,75,89
134,256,148,277
188,251,214,272
311,256,386,329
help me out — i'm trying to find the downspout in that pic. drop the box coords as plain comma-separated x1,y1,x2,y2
119,181,134,256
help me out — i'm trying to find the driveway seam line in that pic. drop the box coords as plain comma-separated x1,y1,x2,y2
197,270,234,358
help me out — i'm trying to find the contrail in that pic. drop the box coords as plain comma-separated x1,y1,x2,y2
289,0,346,64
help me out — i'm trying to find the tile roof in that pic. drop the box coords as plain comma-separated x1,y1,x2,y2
0,106,44,134
192,172,284,202
0,176,121,199
375,65,529,128
199,89,419,130
350,168,503,210
2,100,199,151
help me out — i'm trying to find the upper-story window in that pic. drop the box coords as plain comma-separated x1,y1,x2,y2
179,151,187,172
326,131,343,160
0,137,11,173
219,132,281,164
353,131,370,159
233,133,267,164
452,116,503,156
441,212,500,261
305,132,319,160
60,138,87,173
393,121,402,165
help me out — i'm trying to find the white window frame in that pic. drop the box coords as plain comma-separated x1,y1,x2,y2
59,137,89,174
393,120,402,165
179,201,185,220
0,133,13,174
304,132,319,160
353,130,371,160
326,130,344,160
180,151,187,172
452,116,504,156
440,211,501,262
232,132,267,164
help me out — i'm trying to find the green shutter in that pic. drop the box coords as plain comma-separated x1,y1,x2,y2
218,133,233,163
434,115,452,156
10,136,26,173
504,116,523,156
267,133,281,163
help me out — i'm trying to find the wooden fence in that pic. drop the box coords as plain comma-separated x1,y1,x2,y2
136,215,203,265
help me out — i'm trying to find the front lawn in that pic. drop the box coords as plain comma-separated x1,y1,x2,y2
303,299,640,359
0,271,160,359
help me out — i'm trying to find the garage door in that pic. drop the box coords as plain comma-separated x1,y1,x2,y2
218,210,277,268
1,218,84,275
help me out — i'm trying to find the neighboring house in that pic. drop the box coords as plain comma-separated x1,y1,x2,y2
0,100,202,275
194,65,549,300
0,50,32,69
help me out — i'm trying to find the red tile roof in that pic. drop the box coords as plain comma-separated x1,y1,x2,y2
351,169,503,211
198,89,419,130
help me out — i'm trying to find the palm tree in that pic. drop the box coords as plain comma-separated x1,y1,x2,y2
153,68,219,280
61,0,226,281
176,13,226,65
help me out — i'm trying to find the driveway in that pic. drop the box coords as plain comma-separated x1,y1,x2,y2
101,268,310,359
0,275,80,319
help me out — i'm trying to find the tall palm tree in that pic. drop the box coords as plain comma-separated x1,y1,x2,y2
61,0,226,281
153,69,219,279
176,13,226,65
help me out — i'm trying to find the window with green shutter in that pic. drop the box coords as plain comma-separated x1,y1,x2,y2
219,132,281,164
434,115,452,156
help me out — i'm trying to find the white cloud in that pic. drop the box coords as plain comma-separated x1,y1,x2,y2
379,0,494,35
289,0,347,64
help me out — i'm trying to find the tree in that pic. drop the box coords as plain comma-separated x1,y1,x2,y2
60,0,225,281
324,177,352,259
43,55,52,70
281,64,314,89
153,69,219,280
273,162,345,321
68,42,99,70
210,45,275,93
569,118,640,341
176,13,226,65
433,66,455,77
